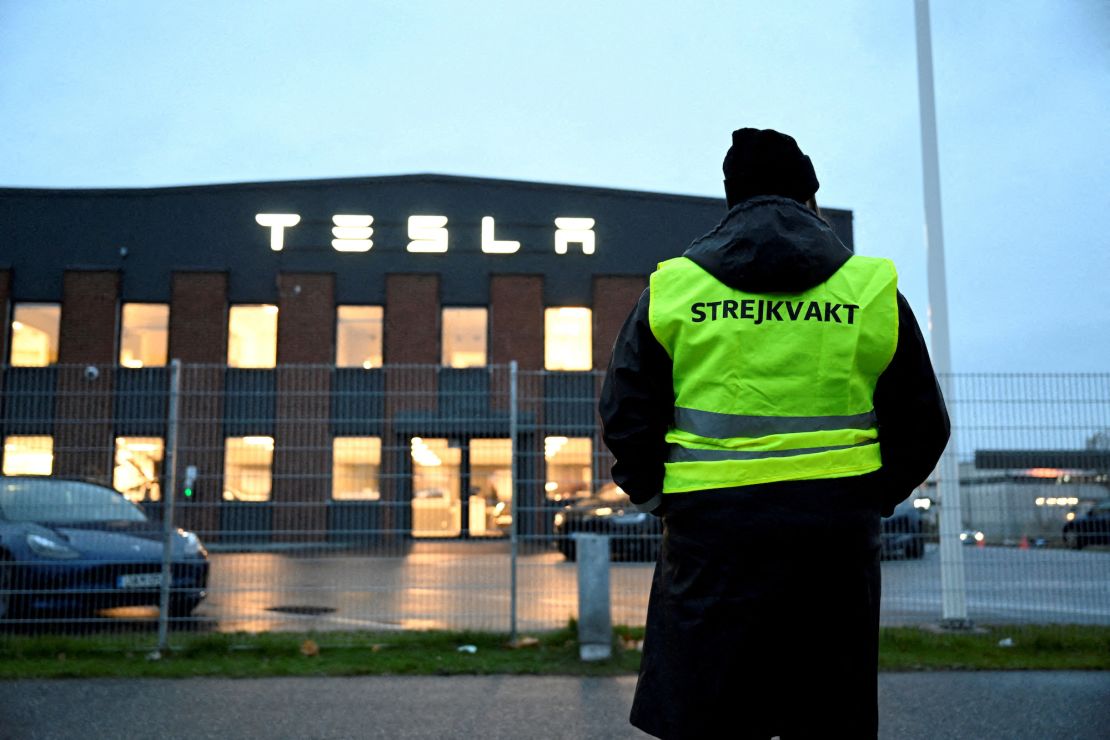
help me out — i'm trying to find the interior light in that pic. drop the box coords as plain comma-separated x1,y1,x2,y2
263,305,279,315
545,481,559,492
1026,468,1062,479
243,436,274,448
481,217,520,254
255,213,301,251
1035,497,1045,506
11,321,24,330
1066,512,1076,521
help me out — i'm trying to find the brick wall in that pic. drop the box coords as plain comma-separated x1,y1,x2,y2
591,275,646,370
171,272,229,535
54,271,120,483
490,275,544,369
274,273,335,540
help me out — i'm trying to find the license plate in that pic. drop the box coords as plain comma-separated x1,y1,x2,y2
118,573,163,588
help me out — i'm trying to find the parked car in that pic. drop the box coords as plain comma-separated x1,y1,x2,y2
0,476,209,621
1063,500,1110,549
553,484,661,562
881,499,926,559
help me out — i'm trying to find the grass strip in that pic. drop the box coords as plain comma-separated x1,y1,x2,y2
0,625,1106,680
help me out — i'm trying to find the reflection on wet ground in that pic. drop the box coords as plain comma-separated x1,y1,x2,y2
5,542,1108,636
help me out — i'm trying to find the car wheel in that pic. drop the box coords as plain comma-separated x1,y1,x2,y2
168,597,201,618
906,536,925,559
0,557,16,621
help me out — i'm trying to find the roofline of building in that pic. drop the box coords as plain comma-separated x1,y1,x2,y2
0,172,850,215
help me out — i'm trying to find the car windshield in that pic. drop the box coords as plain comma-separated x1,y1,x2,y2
0,478,148,523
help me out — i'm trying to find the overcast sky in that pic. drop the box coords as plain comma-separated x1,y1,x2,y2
1,0,1107,373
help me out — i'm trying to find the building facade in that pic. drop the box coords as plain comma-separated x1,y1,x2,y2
0,175,854,543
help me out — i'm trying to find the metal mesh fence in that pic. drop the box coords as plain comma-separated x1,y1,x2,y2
0,364,1107,647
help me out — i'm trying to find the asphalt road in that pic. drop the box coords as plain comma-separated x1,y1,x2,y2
168,542,1110,633
2,672,1108,739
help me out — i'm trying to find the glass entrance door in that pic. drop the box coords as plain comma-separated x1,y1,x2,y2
467,439,512,537
410,437,512,538
411,437,461,537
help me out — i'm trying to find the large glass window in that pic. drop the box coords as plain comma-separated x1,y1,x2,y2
113,437,164,502
119,303,169,368
411,437,461,537
10,304,60,367
227,305,278,368
332,437,381,500
469,438,512,536
336,306,383,368
544,307,592,371
441,308,488,368
2,435,54,476
544,436,591,501
223,436,274,502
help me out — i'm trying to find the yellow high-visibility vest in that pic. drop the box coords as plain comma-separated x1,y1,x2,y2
648,255,899,493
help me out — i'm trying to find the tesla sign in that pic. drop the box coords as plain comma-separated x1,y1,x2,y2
255,213,596,255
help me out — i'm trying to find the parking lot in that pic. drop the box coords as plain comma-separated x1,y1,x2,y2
139,541,1110,633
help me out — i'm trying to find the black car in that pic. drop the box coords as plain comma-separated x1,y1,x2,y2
0,476,209,621
881,499,926,559
555,487,930,562
553,485,662,562
1063,500,1110,549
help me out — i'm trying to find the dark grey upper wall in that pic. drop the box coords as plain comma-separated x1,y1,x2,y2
0,174,853,305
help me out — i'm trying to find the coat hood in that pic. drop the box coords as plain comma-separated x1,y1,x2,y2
683,195,852,293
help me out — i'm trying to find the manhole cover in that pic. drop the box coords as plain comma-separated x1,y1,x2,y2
266,605,337,616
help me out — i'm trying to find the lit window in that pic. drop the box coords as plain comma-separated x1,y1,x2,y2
545,307,592,371
228,305,278,368
10,304,60,367
332,437,381,500
119,304,169,368
544,437,591,501
113,437,164,502
442,308,488,368
2,435,54,476
411,437,462,537
223,437,274,502
336,306,383,368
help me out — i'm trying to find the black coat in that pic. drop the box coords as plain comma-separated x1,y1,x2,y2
598,196,950,739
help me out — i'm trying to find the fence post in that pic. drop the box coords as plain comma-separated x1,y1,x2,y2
937,374,969,627
509,360,519,640
576,534,612,661
156,359,182,653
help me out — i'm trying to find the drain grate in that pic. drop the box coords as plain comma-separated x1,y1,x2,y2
266,605,337,616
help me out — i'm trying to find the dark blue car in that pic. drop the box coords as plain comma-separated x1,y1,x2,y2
0,476,209,621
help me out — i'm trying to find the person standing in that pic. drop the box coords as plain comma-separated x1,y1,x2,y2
599,128,949,739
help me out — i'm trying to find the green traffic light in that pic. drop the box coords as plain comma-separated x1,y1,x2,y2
184,487,193,497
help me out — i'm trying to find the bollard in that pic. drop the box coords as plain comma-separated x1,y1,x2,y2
576,534,612,661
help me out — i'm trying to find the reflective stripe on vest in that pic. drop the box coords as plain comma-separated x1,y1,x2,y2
648,254,899,493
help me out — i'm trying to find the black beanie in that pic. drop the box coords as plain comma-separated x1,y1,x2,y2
722,128,820,207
